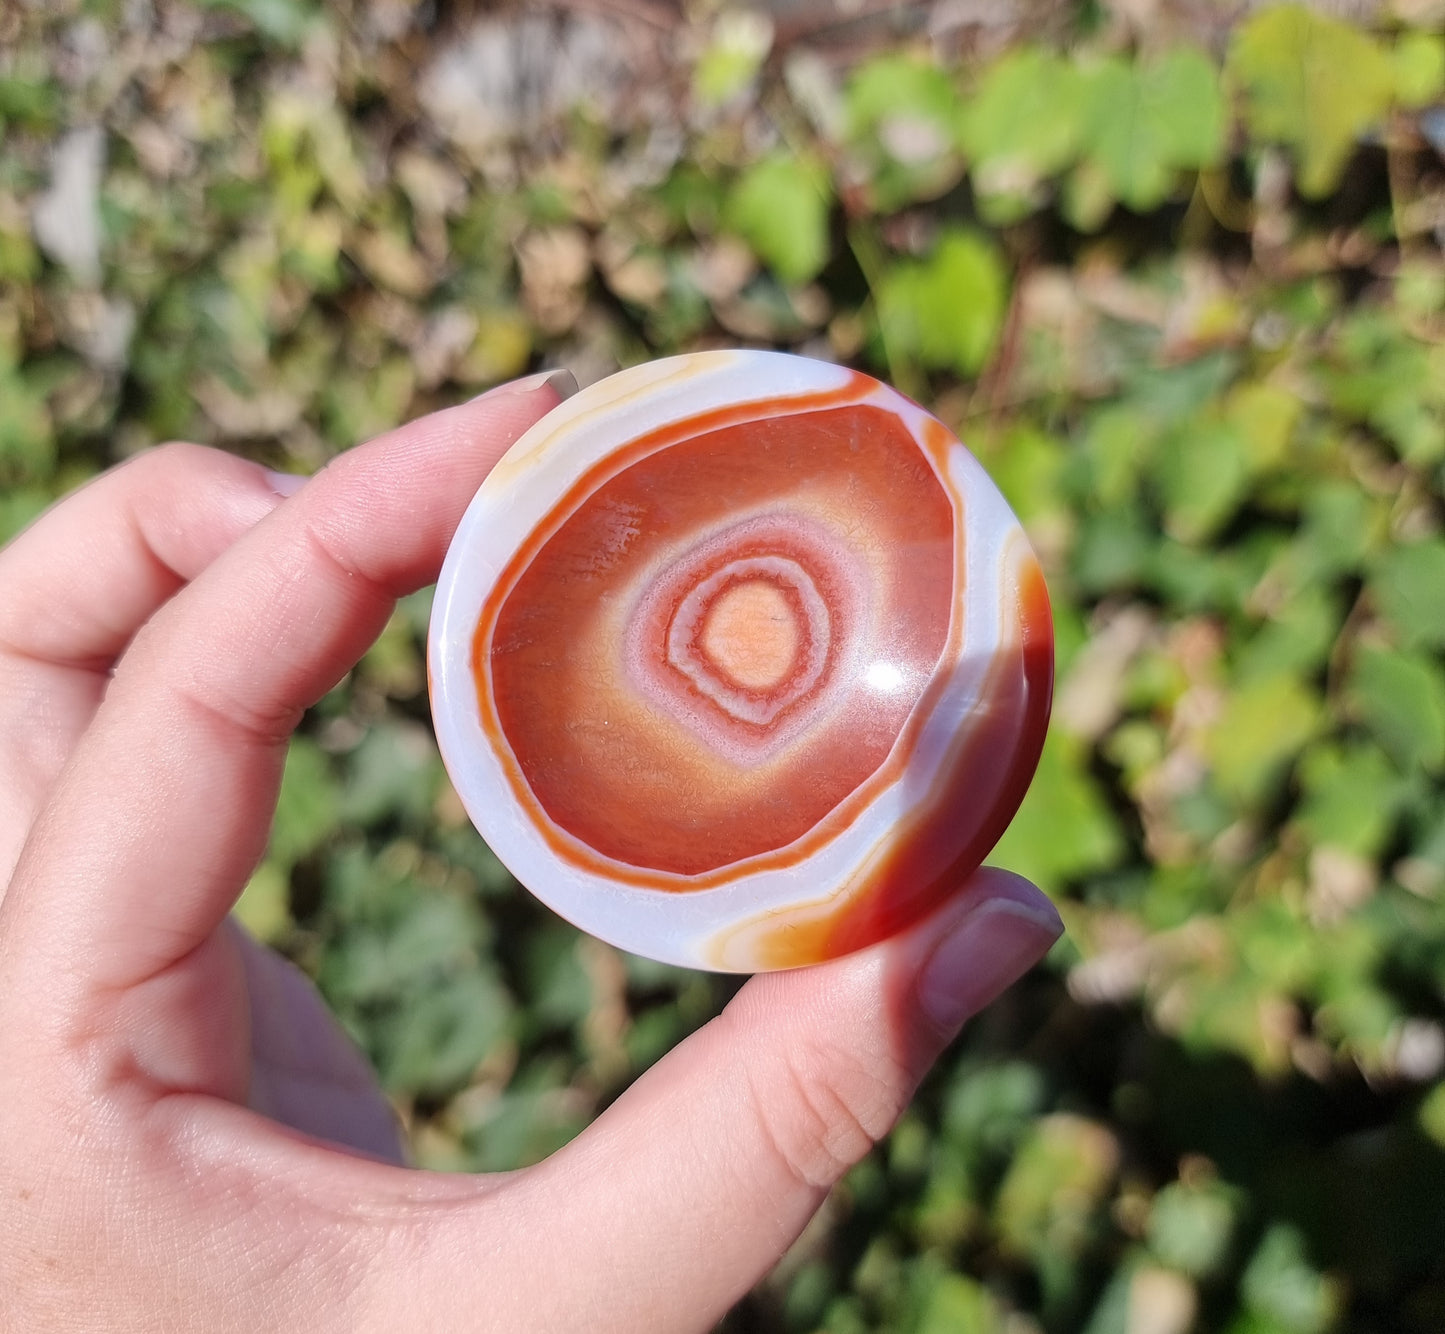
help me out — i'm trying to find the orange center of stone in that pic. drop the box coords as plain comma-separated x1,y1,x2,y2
699,579,800,690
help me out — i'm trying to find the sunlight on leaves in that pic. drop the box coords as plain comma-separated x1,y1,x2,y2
724,153,833,285
1229,4,1395,196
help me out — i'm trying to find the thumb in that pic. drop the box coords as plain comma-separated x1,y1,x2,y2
414,869,1061,1333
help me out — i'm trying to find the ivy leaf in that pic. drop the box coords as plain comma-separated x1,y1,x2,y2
1148,1180,1239,1279
1295,743,1411,858
1146,47,1229,168
914,1271,1001,1334
989,730,1125,892
845,54,967,209
1348,647,1445,773
1372,542,1445,651
994,1114,1118,1265
846,53,964,144
724,154,833,285
1074,49,1225,216
270,736,340,868
874,227,1008,378
1394,32,1445,109
961,48,1086,222
235,860,292,944
1295,479,1387,583
692,10,772,108
1226,381,1301,470
1326,311,1445,464
1240,1224,1341,1334
0,487,49,547
0,364,56,485
1229,4,1395,197
1153,419,1251,544
339,721,444,828
375,965,513,1096
1205,673,1319,805
1235,586,1342,683
1077,405,1160,508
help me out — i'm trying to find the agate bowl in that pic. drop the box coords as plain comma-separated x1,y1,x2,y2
429,351,1052,971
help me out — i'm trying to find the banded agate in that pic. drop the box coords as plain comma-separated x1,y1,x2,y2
429,351,1052,972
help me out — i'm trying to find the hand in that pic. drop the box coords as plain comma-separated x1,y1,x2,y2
0,377,1062,1332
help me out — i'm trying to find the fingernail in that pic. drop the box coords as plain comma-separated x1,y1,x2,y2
917,896,1063,1032
263,469,308,498
472,368,578,403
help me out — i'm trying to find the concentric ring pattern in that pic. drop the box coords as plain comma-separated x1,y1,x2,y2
430,351,1053,971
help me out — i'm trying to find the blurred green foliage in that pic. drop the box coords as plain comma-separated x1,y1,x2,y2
4,0,1445,1330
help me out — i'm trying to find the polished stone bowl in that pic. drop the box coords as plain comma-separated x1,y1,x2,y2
429,351,1052,971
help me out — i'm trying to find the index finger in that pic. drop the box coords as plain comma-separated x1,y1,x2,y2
1,375,572,1006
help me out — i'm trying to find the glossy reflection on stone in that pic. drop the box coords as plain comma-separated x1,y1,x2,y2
429,351,1053,972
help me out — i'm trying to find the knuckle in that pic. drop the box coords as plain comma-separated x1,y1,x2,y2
744,1029,911,1192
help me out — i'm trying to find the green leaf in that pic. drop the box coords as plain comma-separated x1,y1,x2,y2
1326,312,1445,464
943,1061,1048,1157
339,721,444,828
270,737,340,867
1078,405,1160,508
1081,1261,1135,1334
692,10,772,108
846,53,964,144
1235,586,1342,683
1394,32,1445,109
1372,542,1445,651
1153,420,1251,543
462,1068,591,1172
321,884,491,1008
915,1271,1001,1334
1075,49,1225,215
1226,381,1301,471
1348,646,1445,773
1295,479,1386,582
1072,505,1155,596
1124,350,1238,426
235,859,292,944
989,729,1125,892
1240,1224,1340,1334
1148,1180,1238,1278
1229,4,1395,196
844,54,967,209
1147,47,1230,167
995,1114,1118,1263
376,965,513,1095
0,72,60,133
874,227,1008,377
1420,1082,1445,1148
978,423,1068,524
520,927,594,1034
961,48,1087,221
1296,743,1410,858
724,154,833,285
0,366,56,485
0,485,49,546
1204,673,1319,805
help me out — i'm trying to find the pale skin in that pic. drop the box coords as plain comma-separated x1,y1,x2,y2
0,374,1063,1332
